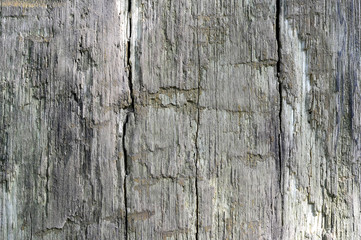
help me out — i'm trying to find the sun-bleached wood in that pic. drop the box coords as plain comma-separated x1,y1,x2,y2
1,1,361,239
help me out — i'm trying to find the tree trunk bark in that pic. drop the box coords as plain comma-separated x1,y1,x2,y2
0,0,360,239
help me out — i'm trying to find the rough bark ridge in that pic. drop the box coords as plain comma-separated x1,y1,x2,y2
1,0,361,239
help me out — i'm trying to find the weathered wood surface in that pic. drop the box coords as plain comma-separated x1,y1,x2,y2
1,0,130,239
280,1,361,239
1,0,361,239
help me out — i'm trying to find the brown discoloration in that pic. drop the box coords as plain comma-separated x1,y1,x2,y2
128,210,155,222
160,228,190,240
2,0,64,8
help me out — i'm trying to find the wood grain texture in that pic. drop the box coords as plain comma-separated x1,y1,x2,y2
1,0,361,239
1,1,130,239
280,1,361,239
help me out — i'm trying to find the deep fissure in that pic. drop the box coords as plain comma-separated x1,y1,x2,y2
276,0,284,230
123,0,134,238
127,0,134,111
122,113,130,239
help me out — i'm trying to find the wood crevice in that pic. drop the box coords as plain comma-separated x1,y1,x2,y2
276,0,284,234
195,3,201,239
123,0,134,238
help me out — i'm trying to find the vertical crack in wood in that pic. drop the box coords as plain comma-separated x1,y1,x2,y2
30,213,33,240
276,0,284,234
123,0,134,238
127,0,134,111
45,151,50,218
195,79,200,240
122,113,130,240
195,3,201,239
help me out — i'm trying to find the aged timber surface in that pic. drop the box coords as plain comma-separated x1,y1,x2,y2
1,0,130,239
1,0,361,240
